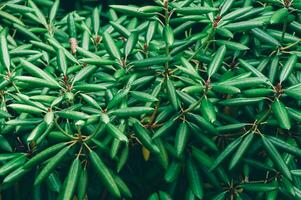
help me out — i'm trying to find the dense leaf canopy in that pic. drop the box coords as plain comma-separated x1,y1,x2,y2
0,0,301,199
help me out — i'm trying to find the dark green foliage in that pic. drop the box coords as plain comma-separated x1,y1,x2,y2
0,0,301,199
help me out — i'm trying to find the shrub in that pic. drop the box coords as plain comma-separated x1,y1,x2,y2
0,0,301,199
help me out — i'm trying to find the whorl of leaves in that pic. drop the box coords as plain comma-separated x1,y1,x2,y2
0,0,301,199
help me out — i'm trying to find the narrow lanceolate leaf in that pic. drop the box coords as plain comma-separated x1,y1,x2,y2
285,85,301,100
0,10,25,26
229,133,254,170
238,59,266,79
92,7,100,35
23,143,67,169
223,20,263,32
219,97,265,106
164,25,174,46
211,84,241,94
216,40,249,51
132,119,159,153
222,7,253,21
72,65,97,84
0,155,26,176
268,136,301,157
186,158,203,199
49,0,60,24
179,57,201,79
34,145,71,185
207,45,226,78
109,5,154,17
8,104,45,115
57,110,90,120
241,182,278,192
89,150,121,198
111,107,154,117
114,174,132,198
0,28,10,72
279,55,297,84
166,77,179,110
15,76,60,89
77,167,87,200
57,48,67,75
251,28,280,46
106,123,128,143
287,107,301,122
3,167,28,185
220,0,234,16
272,98,291,130
103,32,121,60
131,56,170,68
61,158,80,200
73,83,106,92
27,122,47,142
146,21,156,45
80,93,101,110
28,0,48,27
124,32,138,58
175,122,189,157
152,119,175,139
261,135,292,181
175,7,217,15
107,88,129,109
131,91,158,102
201,97,216,123
20,59,60,87
210,136,243,171
164,161,182,183
270,8,289,24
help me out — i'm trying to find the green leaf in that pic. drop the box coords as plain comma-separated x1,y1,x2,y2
61,158,80,200
57,48,67,75
111,107,154,117
175,7,218,15
49,0,59,24
23,143,67,169
241,182,278,192
251,28,281,46
261,134,292,181
272,98,291,130
279,55,297,84
34,145,71,185
0,10,25,26
175,122,189,157
131,91,158,102
210,136,243,171
124,32,138,58
201,97,216,123
268,136,301,157
57,110,90,120
103,31,121,60
219,97,265,106
216,40,249,51
89,150,121,198
207,45,226,78
186,157,203,199
164,25,174,46
229,132,254,170
106,123,128,143
0,28,10,72
131,56,170,68
166,77,179,110
132,119,159,153
270,8,289,24
20,59,60,87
